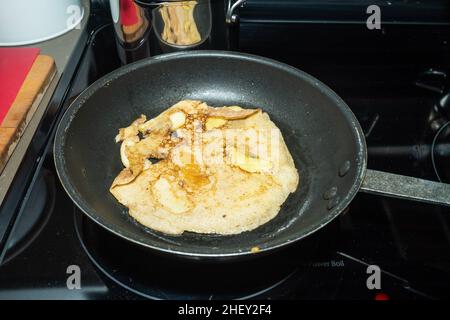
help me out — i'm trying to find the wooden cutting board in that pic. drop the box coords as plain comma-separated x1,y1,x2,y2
0,52,56,172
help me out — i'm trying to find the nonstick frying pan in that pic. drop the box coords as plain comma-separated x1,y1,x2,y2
54,51,450,259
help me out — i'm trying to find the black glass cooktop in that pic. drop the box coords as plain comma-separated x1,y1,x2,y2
1,9,450,299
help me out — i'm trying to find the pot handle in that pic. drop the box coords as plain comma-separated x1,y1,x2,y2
360,169,450,206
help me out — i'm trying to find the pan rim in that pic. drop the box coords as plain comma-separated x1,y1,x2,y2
54,50,368,258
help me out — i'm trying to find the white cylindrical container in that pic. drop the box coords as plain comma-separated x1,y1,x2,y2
0,0,84,46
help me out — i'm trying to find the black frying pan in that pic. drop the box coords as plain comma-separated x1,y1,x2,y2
54,51,450,259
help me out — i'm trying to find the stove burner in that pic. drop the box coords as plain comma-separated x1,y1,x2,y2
74,208,339,299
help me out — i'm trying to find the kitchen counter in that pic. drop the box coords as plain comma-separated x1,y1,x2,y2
0,0,90,205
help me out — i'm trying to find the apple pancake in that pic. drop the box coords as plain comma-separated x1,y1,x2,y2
110,100,299,235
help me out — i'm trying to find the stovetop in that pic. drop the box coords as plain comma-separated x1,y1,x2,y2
1,7,450,299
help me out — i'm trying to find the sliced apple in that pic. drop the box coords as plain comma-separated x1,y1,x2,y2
169,111,186,130
152,177,192,214
237,156,272,173
230,147,272,173
120,136,140,168
205,117,227,130
206,106,259,120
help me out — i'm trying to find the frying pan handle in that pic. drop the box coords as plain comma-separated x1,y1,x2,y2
360,169,450,206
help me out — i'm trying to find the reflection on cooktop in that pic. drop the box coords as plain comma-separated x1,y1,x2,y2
74,208,340,299
2,170,55,265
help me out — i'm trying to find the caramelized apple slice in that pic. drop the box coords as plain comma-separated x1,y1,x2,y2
206,106,259,120
115,115,147,142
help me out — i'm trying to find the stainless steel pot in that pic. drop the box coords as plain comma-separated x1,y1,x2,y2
109,0,234,63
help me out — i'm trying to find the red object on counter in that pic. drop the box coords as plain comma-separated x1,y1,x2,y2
0,47,40,124
120,0,139,26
